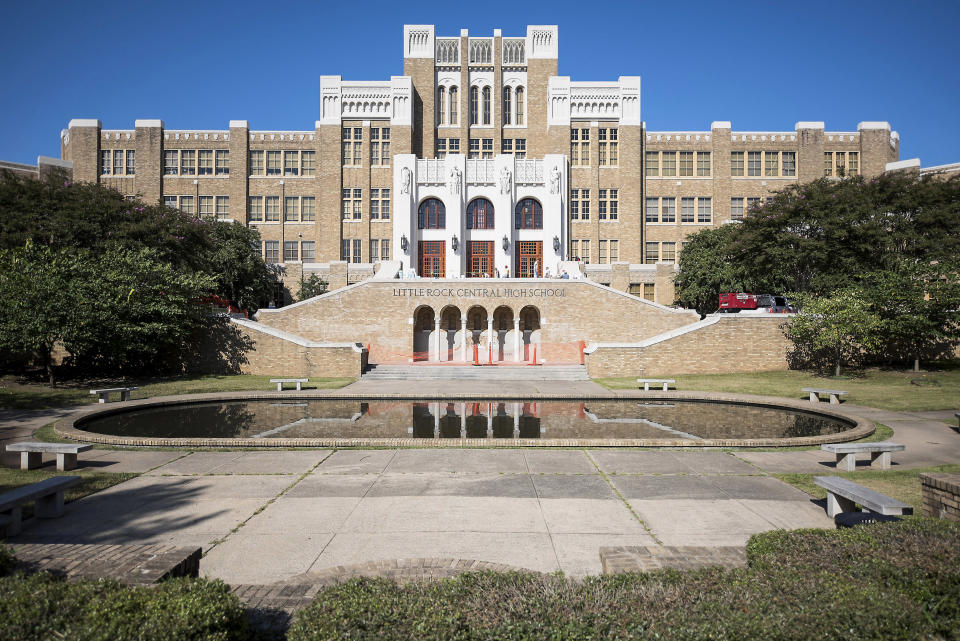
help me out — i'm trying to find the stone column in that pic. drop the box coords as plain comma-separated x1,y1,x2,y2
433,318,442,362
513,317,521,362
432,403,440,438
487,316,494,362
486,404,493,438
461,318,468,362
512,402,520,438
459,402,466,438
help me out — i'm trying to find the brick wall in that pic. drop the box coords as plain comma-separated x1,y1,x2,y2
921,473,960,521
231,321,365,378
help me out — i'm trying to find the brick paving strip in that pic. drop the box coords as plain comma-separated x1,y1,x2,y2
10,543,201,584
599,545,747,573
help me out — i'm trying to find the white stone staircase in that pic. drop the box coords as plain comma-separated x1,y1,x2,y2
362,364,590,381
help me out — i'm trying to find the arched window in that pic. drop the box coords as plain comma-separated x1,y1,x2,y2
515,87,524,125
469,86,479,126
449,86,458,125
466,198,495,229
503,87,512,126
418,198,446,229
514,198,543,229
482,86,491,125
437,86,446,125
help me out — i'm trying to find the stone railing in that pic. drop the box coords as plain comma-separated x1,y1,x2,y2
435,38,459,64
416,159,445,184
163,131,229,141
502,38,525,65
466,159,495,184
514,159,543,184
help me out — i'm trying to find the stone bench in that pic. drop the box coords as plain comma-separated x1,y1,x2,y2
955,411,960,429
802,387,848,404
821,441,905,471
637,379,676,391
90,387,138,403
0,476,82,537
270,378,309,391
5,442,93,471
814,475,913,518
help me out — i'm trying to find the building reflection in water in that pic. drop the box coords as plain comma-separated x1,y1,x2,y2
411,402,543,439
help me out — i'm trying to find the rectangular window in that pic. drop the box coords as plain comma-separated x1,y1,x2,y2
301,196,315,221
571,128,589,166
599,239,607,264
370,188,380,219
598,189,607,220
100,150,111,175
580,239,590,263
598,128,618,166
661,197,676,223
370,239,379,262
179,195,194,214
437,138,447,159
609,239,618,262
468,138,480,159
746,197,761,214
697,151,711,176
164,150,179,175
678,151,694,176
264,240,279,264
747,151,762,176
835,151,846,176
645,197,659,223
301,151,315,176
163,195,178,209
352,238,361,264
661,242,676,263
645,242,659,264
248,196,263,221
575,188,590,220
198,195,214,218
249,150,264,175
341,239,350,261
215,196,229,221
598,189,617,220
284,196,299,222
824,152,833,176
731,197,744,221
353,188,362,219
342,127,362,165
264,196,279,221
284,240,299,262
342,188,350,220
125,150,136,175
661,151,676,176
782,151,796,177
645,151,659,177
681,197,695,223
570,189,580,220
380,188,390,219
284,151,299,176
301,241,315,261
481,138,493,159
609,189,618,220
198,150,213,175
501,138,513,154
180,150,196,175
643,283,655,300
731,151,744,176
697,197,712,224
514,138,526,158
848,151,859,175
765,151,779,177
448,138,460,154
370,127,390,165
112,150,123,175
381,239,390,260
570,240,579,261
266,151,281,176
215,149,229,175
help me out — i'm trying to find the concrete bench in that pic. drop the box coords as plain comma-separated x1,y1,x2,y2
270,378,309,391
0,476,82,537
814,475,913,518
821,441,905,471
5,442,93,471
637,379,676,391
955,411,960,428
90,387,138,403
802,387,848,404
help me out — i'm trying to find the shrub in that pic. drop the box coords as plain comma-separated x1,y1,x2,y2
0,545,15,576
0,573,249,641
289,518,960,641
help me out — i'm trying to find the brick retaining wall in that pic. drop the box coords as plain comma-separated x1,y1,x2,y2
920,473,960,521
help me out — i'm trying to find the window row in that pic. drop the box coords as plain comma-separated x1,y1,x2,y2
248,196,316,222
824,151,859,177
101,149,135,176
645,197,712,224
163,149,229,176
263,240,316,264
469,138,493,159
163,195,230,220
341,238,392,263
729,197,762,221
249,150,316,176
645,241,686,264
501,138,526,157
730,151,796,177
570,128,618,167
570,189,619,220
341,188,392,220
417,197,543,230
502,86,524,126
341,127,391,166
628,283,656,301
645,151,711,177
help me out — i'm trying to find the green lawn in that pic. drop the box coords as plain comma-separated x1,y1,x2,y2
595,363,960,411
0,374,355,410
0,468,137,517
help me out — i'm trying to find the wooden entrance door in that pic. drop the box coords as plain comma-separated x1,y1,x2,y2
515,241,542,277
467,241,494,277
418,241,445,278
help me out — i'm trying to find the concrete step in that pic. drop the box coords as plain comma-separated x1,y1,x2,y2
362,364,590,381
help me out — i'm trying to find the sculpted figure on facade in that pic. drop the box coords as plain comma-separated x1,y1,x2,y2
400,166,412,194
549,165,561,194
500,167,512,195
448,166,462,195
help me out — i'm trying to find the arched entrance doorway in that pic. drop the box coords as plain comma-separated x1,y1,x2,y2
493,306,514,362
519,305,541,361
413,306,435,362
439,306,462,362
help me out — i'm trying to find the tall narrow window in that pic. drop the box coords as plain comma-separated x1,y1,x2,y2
249,150,264,175
438,86,447,125
661,197,676,223
264,196,279,221
678,151,693,176
125,150,136,175
418,198,446,229
265,151,281,176
467,198,495,229
697,152,711,176
514,87,524,125
301,241,315,261
697,197,712,224
747,151,762,176
198,150,213,175
482,86,491,125
284,151,299,176
301,151,315,176
199,196,214,219
681,197,695,223
248,196,263,221
449,86,458,125
514,198,543,229
661,151,676,176
101,150,112,175
469,86,479,125
112,150,123,175
645,151,659,176
503,87,512,125
215,196,229,221
164,150,179,175
731,151,744,176
781,152,796,177
847,152,859,175
765,151,779,177
730,197,744,221
284,197,299,222
215,149,229,175
180,150,196,175
645,197,659,223
301,197,315,221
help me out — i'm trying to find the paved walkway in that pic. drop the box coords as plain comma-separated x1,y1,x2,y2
1,392,958,587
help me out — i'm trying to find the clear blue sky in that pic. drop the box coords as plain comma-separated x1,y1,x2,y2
1,0,958,166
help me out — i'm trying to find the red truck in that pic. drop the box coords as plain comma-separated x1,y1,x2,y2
718,293,796,313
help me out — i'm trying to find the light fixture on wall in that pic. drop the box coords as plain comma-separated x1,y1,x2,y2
553,236,560,252
400,234,408,252
451,234,459,251
502,235,510,251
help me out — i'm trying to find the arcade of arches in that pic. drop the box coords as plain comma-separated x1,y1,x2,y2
413,304,542,362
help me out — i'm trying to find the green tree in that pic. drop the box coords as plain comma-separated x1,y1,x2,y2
785,289,881,377
674,224,744,314
201,222,276,312
297,273,329,301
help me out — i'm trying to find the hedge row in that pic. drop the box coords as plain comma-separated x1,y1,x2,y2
288,518,960,641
